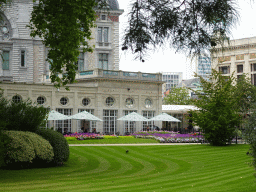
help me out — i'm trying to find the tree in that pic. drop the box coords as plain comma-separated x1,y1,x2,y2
243,108,256,176
122,0,238,61
163,87,193,105
28,0,107,89
234,74,256,120
189,70,242,146
0,90,48,133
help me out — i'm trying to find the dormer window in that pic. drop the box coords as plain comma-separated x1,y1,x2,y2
101,15,107,20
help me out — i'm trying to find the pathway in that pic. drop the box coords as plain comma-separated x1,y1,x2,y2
69,143,202,146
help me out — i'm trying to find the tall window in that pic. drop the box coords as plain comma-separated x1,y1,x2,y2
237,65,243,73
78,109,96,133
124,110,137,134
56,108,72,133
251,63,256,72
2,51,9,70
99,53,109,70
75,52,84,71
252,74,256,86
142,111,155,131
21,50,25,67
103,110,117,135
97,27,109,42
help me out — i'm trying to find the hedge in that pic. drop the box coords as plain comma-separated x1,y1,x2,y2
3,131,54,168
36,129,69,165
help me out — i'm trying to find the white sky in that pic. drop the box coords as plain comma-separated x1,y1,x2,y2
118,0,256,79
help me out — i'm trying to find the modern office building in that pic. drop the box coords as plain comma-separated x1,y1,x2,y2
162,72,183,92
196,55,211,81
0,0,163,135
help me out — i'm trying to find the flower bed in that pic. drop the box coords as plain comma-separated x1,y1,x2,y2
64,133,103,140
132,131,204,143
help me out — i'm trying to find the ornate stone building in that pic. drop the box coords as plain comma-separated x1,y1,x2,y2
0,0,163,135
211,36,256,84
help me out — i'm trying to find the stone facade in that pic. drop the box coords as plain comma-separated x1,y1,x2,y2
0,0,163,135
211,36,256,84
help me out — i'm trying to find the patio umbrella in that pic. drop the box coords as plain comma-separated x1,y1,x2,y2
46,110,70,132
68,111,103,133
47,110,70,120
69,111,103,121
117,112,149,134
149,113,181,122
117,112,149,121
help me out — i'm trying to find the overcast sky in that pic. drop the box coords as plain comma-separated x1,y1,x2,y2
118,0,256,79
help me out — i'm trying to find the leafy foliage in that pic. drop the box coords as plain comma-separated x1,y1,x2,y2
29,0,105,89
163,87,193,105
243,107,256,176
122,0,238,61
36,128,69,165
3,131,54,168
190,70,241,145
234,74,256,118
1,97,48,132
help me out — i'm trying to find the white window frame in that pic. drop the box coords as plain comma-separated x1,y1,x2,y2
2,50,9,70
56,108,72,134
75,52,84,71
99,53,109,70
124,110,137,134
77,109,96,133
142,111,155,131
97,27,109,43
103,109,118,135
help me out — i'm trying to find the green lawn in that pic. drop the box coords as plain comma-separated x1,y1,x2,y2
0,145,255,192
67,136,159,144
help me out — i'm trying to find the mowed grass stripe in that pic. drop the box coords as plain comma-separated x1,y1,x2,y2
0,146,246,191
0,145,255,192
0,146,251,191
71,145,253,191
64,146,250,192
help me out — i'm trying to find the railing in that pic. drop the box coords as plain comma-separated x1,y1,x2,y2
43,69,162,82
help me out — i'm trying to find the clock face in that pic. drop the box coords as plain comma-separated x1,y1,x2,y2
2,26,8,33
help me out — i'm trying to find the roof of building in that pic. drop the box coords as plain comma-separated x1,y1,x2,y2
177,78,201,88
108,0,119,10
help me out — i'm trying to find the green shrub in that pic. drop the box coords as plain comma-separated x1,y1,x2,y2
0,130,9,168
0,90,48,133
36,129,69,165
4,99,48,132
4,131,36,167
23,132,54,164
3,131,54,168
